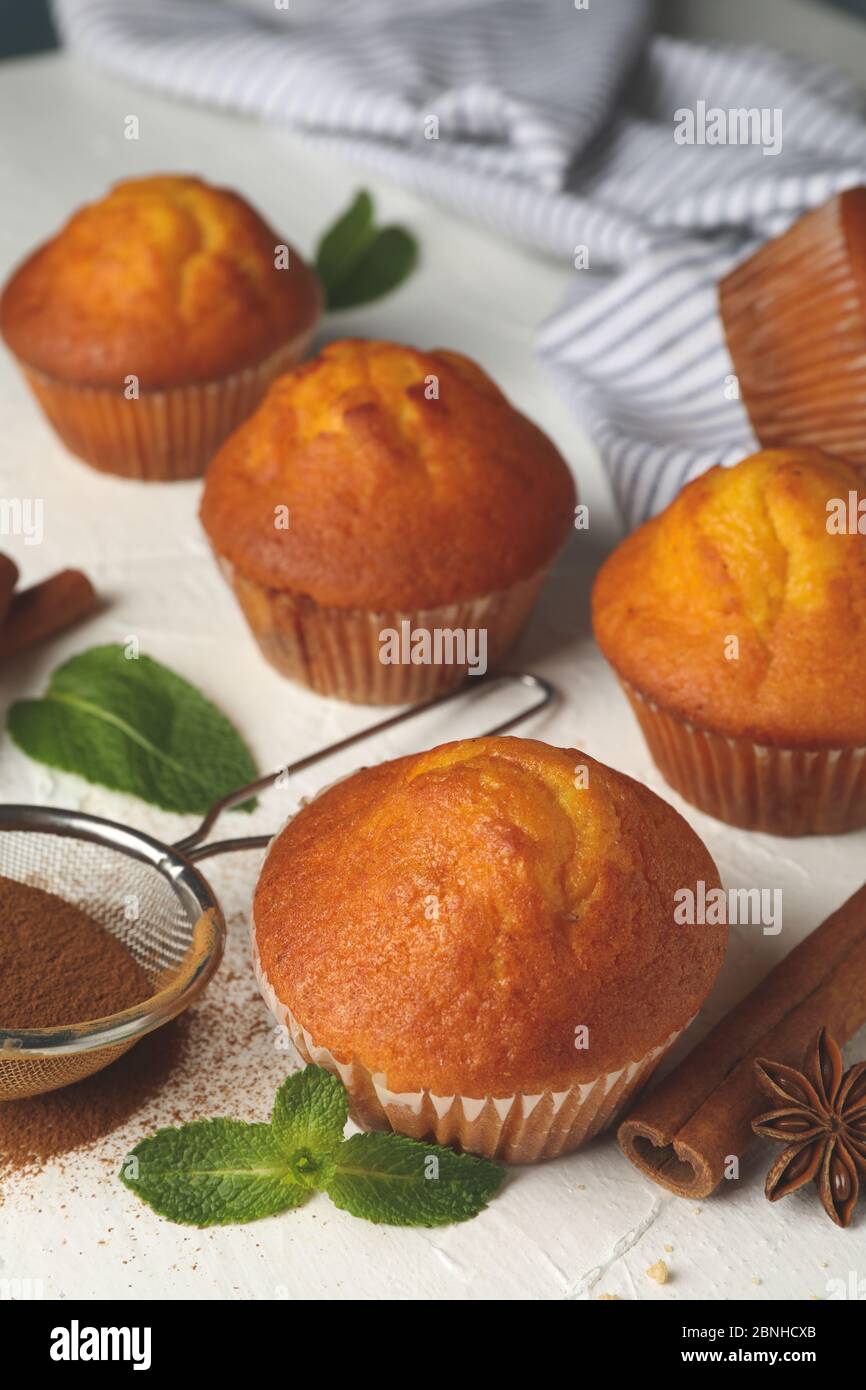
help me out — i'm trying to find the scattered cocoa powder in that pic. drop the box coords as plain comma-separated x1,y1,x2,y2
0,876,150,1028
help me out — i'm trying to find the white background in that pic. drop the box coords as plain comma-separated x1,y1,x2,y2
0,27,864,1300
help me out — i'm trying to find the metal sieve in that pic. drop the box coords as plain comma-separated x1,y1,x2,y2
0,671,554,1099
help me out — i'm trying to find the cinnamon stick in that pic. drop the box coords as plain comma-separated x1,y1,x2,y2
0,553,18,625
0,569,98,661
618,882,866,1198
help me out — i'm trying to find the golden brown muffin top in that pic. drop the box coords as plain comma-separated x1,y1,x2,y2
253,737,724,1096
200,339,576,609
592,448,866,747
0,174,321,388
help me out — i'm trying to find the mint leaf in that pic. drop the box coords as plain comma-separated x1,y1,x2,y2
271,1066,348,1172
315,190,376,295
315,190,418,310
120,1119,309,1227
7,644,257,815
326,226,418,310
325,1132,504,1226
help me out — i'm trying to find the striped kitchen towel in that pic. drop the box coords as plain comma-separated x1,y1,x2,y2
54,0,866,526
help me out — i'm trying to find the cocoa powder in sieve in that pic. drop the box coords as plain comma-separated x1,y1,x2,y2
0,876,151,1028
0,874,180,1172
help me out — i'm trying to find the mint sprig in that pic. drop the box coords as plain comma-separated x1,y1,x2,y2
7,643,257,815
120,1066,504,1228
315,190,418,310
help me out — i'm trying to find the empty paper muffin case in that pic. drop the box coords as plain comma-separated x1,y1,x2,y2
719,189,866,472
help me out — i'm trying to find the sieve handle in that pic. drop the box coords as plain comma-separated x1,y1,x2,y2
173,671,556,863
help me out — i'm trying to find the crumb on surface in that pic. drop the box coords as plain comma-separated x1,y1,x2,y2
646,1259,669,1285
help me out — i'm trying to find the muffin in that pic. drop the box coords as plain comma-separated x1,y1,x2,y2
252,736,725,1162
592,448,866,835
720,188,866,472
0,174,321,480
200,339,576,704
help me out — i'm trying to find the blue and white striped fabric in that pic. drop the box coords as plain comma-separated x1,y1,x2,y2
54,0,866,526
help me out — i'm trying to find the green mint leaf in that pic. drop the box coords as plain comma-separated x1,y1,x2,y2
119,1119,310,1227
324,1132,504,1227
315,189,376,295
315,190,418,310
326,226,418,310
271,1066,348,1176
7,643,257,816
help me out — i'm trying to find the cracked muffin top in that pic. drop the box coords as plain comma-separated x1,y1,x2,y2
252,736,724,1095
592,449,866,747
200,338,577,609
0,174,321,388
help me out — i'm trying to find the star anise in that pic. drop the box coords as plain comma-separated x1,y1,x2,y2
752,1027,866,1228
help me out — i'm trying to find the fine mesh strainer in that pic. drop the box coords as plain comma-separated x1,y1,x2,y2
0,672,554,1100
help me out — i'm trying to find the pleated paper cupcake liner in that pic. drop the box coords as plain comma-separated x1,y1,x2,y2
719,191,866,472
218,558,550,705
252,931,690,1164
17,327,316,481
623,681,866,836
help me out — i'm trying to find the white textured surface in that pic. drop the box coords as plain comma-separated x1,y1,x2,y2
0,52,864,1302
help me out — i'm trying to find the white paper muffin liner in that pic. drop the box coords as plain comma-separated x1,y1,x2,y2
623,681,866,836
218,559,550,705
18,326,316,481
252,924,691,1164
